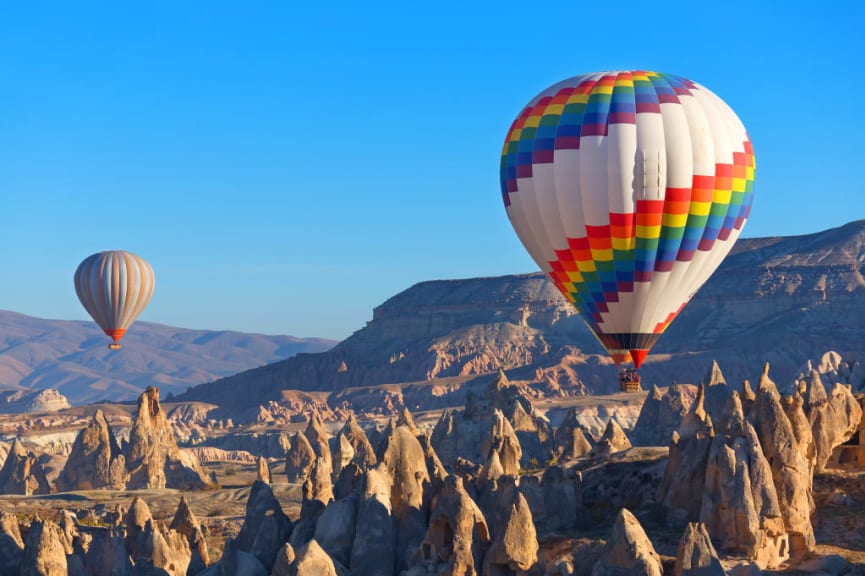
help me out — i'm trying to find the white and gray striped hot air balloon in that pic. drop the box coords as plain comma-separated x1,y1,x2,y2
74,250,155,349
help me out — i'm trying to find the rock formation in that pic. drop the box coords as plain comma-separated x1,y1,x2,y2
235,480,293,569
333,433,355,476
801,370,863,471
350,467,395,576
631,384,696,446
285,430,316,483
702,392,789,568
540,464,582,533
0,389,70,414
312,495,357,568
377,425,430,572
56,409,126,491
21,520,67,576
0,511,24,574
591,508,663,576
304,409,333,476
292,539,339,576
483,409,523,475
125,386,212,490
591,418,632,458
674,522,725,576
483,490,538,575
432,371,552,470
0,438,51,495
561,426,593,460
256,455,271,484
658,385,715,522
701,360,732,421
748,366,815,554
418,475,489,574
339,413,377,468
169,495,210,573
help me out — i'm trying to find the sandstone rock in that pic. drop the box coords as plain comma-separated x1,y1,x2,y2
417,432,447,491
313,496,357,568
563,427,594,459
591,418,632,458
541,465,581,532
292,539,338,576
84,531,133,576
804,372,863,471
377,426,430,572
333,433,355,477
305,409,333,476
285,431,316,483
271,543,296,576
350,467,395,576
256,455,271,484
702,392,788,568
556,407,595,446
673,522,725,576
419,475,489,574
631,385,696,447
781,392,816,477
748,367,815,554
431,371,550,470
483,409,522,475
478,447,505,487
334,461,364,500
0,511,23,574
169,495,210,572
591,508,662,576
396,407,418,434
125,386,211,490
702,360,732,421
56,409,126,491
339,414,377,469
292,457,335,548
22,520,68,576
129,519,191,576
482,490,537,575
741,380,756,413
125,496,154,559
235,480,293,569
0,438,51,495
212,537,268,576
658,384,715,522
305,456,334,507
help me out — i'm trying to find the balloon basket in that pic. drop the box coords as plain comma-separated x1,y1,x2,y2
618,368,641,393
108,343,122,350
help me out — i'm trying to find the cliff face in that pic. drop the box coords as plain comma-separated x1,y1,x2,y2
178,220,865,414
0,390,70,414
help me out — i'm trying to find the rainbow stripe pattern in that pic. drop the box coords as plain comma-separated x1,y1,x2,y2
501,71,755,367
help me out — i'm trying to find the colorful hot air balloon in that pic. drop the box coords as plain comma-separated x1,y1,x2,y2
74,250,155,349
501,71,754,373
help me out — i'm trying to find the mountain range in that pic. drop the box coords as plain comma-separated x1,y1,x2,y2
176,219,865,417
2,220,864,413
0,312,336,404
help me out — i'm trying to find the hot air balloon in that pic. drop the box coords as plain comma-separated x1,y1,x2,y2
74,250,155,350
500,71,754,389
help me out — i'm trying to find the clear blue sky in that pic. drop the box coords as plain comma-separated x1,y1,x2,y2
1,1,862,340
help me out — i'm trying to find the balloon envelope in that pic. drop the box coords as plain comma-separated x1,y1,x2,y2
500,71,755,367
74,250,155,345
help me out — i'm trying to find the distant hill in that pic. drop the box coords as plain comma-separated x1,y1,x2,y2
177,220,865,417
0,312,336,404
